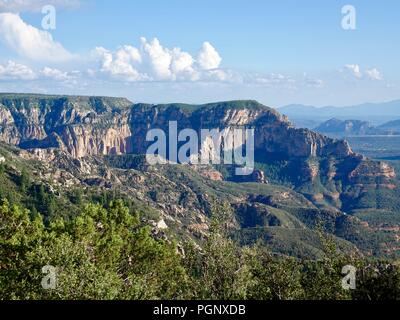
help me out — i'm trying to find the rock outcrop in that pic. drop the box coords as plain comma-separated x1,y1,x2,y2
0,94,133,158
0,94,396,205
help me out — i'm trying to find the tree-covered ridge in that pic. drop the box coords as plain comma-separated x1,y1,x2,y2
0,93,133,110
0,94,280,116
0,140,398,261
0,142,398,300
1,198,400,300
134,100,278,114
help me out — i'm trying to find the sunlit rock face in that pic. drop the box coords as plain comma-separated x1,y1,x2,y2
0,95,395,196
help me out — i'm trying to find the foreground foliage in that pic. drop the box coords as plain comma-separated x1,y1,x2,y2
1,199,399,300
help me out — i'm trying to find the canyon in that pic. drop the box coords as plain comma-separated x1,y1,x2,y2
0,93,399,258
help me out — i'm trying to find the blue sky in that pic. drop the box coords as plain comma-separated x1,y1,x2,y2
0,0,399,107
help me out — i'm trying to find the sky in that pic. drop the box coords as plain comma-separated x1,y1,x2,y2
0,0,399,107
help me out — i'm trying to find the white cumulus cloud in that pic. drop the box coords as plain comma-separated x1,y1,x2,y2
365,68,383,81
0,61,82,83
170,48,195,76
197,41,222,70
92,46,144,81
0,12,73,62
0,60,36,80
140,37,175,80
342,64,383,81
40,67,71,81
344,64,363,79
92,37,223,82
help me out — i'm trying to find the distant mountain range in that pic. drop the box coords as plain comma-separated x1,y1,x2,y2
379,119,400,132
314,118,400,138
279,100,400,128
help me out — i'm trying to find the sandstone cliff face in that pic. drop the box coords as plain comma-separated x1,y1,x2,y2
54,123,133,158
128,100,353,159
0,94,133,158
0,94,396,199
253,117,354,159
0,95,352,160
0,106,20,144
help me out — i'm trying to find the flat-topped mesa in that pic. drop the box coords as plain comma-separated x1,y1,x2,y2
128,100,353,158
252,120,354,158
0,95,364,159
0,94,395,191
122,100,395,192
127,100,286,155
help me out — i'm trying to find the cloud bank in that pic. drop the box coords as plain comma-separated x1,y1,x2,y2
92,37,223,82
0,12,73,62
0,60,36,80
342,64,383,81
